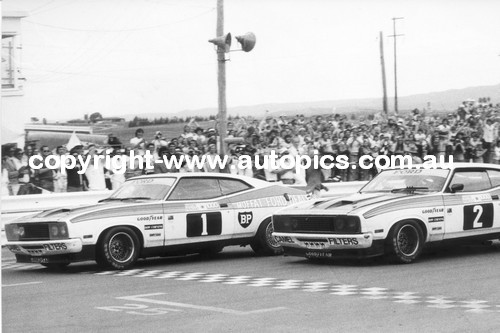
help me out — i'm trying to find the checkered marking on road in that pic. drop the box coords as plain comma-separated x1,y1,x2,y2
86,269,500,314
1,262,44,270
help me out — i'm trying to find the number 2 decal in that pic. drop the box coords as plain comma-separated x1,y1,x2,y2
463,204,494,230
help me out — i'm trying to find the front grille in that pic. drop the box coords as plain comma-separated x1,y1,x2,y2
21,224,50,240
5,222,68,241
273,215,360,234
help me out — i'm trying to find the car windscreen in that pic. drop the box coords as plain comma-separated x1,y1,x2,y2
109,177,176,200
360,169,450,193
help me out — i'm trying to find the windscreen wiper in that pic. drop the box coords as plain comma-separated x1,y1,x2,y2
98,197,151,203
390,186,428,193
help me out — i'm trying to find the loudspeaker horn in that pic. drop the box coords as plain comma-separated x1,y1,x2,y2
235,32,256,52
208,33,232,53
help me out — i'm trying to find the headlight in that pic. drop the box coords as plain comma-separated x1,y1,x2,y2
49,223,69,240
334,216,361,233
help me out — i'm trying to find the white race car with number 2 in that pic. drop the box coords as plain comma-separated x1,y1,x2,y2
272,163,500,263
5,173,308,269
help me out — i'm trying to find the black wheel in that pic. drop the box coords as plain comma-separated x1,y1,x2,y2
250,218,283,256
386,220,424,264
97,227,140,270
41,263,70,270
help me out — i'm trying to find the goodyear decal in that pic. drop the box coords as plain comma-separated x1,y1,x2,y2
185,202,221,211
234,194,308,209
428,216,444,223
422,208,444,214
137,215,163,222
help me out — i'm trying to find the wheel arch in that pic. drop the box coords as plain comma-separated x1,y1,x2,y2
96,225,145,253
387,218,428,242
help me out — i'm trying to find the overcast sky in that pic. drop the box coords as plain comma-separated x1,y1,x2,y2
3,0,500,133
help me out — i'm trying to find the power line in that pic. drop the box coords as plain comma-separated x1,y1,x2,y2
23,8,215,33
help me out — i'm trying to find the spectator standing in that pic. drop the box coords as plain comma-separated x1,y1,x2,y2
34,146,55,192
130,128,146,155
84,145,106,191
66,145,87,192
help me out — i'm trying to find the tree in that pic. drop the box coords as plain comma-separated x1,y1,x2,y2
89,112,103,123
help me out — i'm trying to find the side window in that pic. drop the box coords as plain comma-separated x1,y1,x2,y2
449,171,491,192
167,178,222,200
219,179,252,196
487,170,500,188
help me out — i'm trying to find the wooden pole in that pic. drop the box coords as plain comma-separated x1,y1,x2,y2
390,17,404,115
216,0,227,156
379,31,388,115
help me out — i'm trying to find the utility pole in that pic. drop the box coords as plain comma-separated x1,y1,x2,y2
379,31,388,114
389,17,404,115
216,0,227,155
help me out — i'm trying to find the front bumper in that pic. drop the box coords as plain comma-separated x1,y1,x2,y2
6,238,82,257
273,232,385,259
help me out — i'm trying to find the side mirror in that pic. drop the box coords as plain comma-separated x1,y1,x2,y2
450,183,464,193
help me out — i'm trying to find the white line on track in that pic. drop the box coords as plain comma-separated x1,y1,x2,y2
2,281,43,287
117,293,286,315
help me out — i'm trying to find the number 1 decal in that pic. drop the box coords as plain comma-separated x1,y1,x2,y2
463,204,493,230
186,212,222,237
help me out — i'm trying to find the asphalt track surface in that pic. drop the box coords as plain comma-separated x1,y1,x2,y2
2,243,500,333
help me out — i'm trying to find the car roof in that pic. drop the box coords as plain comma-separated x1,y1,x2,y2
383,162,500,171
127,172,272,187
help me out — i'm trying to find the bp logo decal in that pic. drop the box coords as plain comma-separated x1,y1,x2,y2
238,212,253,228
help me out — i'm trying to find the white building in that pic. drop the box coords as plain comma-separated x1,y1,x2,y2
2,10,27,97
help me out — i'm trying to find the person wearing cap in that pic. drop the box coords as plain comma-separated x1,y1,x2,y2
152,131,168,152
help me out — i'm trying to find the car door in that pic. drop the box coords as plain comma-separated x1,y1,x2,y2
162,177,234,246
486,169,500,230
443,169,497,240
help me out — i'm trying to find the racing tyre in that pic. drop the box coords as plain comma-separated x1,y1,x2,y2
41,263,70,270
97,227,140,270
250,218,283,256
386,220,424,264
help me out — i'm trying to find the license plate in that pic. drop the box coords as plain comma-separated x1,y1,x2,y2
30,257,49,264
305,251,332,258
305,242,327,249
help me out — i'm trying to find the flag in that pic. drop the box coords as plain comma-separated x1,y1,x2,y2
66,131,82,152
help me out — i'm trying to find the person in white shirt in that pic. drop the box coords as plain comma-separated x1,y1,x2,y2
130,128,146,155
84,145,107,191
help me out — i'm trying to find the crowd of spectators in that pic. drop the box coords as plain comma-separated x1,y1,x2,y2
2,100,500,196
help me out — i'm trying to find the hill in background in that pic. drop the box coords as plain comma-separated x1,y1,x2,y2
122,83,500,120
